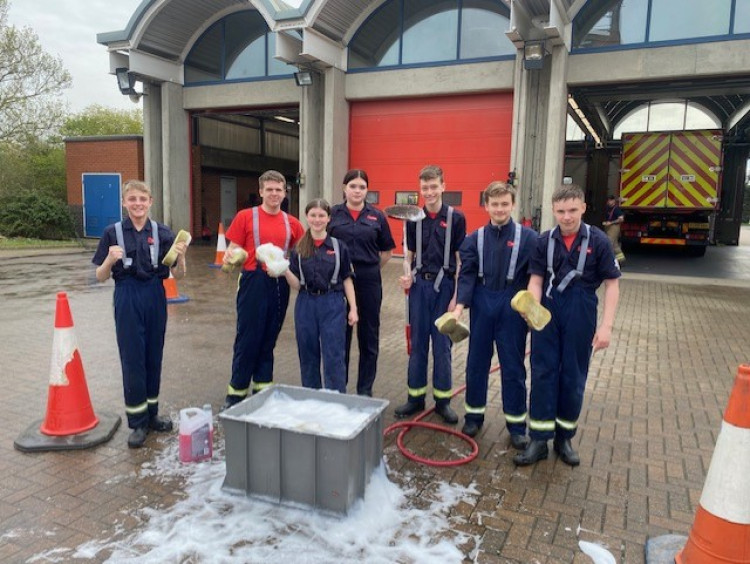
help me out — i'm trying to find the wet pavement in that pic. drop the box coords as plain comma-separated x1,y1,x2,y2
1,232,749,563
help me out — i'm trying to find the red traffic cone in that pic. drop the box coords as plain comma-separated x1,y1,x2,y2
675,364,750,563
40,293,99,435
209,222,227,268
14,293,121,452
163,272,189,304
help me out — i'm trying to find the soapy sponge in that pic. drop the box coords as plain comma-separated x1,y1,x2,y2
161,230,192,267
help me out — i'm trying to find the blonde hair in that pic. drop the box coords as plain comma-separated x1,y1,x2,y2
122,180,151,198
484,181,516,204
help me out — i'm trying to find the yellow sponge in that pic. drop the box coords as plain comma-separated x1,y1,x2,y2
161,230,192,266
510,290,552,331
434,312,470,344
221,248,248,273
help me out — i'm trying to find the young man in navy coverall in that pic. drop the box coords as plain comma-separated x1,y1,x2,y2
395,165,466,424
328,169,395,396
514,184,620,467
93,180,189,449
450,181,537,447
222,170,304,410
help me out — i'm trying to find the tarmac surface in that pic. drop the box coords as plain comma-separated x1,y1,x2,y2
1,229,750,563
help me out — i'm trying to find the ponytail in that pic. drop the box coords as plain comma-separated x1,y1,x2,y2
296,198,331,259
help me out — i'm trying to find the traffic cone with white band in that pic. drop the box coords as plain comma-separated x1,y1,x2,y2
14,292,120,452
675,364,750,563
209,222,226,268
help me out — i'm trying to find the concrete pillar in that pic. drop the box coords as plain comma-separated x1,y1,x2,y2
160,81,191,231
298,72,324,216
539,44,569,232
143,82,164,221
322,67,349,206
513,44,569,233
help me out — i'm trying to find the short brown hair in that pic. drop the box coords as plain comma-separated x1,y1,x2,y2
259,170,286,188
122,180,151,198
551,183,585,204
419,165,444,183
484,181,516,204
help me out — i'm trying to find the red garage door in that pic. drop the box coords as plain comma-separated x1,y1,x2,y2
349,92,513,254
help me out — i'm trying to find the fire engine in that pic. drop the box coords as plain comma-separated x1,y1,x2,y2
619,130,722,257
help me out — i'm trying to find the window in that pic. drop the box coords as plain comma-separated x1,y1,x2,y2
366,191,380,204
612,101,720,139
185,10,294,84
396,192,419,205
443,192,463,206
574,0,742,50
349,0,513,70
649,0,731,42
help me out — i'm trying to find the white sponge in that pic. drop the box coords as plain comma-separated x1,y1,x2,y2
255,243,289,277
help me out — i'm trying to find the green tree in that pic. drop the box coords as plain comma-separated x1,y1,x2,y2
0,0,72,144
60,104,143,137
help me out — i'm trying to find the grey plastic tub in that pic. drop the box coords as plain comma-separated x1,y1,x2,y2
219,385,389,514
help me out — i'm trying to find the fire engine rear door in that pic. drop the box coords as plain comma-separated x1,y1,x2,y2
666,130,722,210
620,132,670,209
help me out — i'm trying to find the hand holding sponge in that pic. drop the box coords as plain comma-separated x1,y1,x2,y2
255,243,289,277
510,290,552,331
161,230,192,267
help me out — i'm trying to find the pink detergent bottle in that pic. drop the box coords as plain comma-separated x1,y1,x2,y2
178,407,213,463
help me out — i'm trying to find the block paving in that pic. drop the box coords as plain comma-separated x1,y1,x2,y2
1,243,749,563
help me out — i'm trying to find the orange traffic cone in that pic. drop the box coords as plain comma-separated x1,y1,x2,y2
163,272,189,304
675,364,750,563
209,222,227,268
14,293,120,452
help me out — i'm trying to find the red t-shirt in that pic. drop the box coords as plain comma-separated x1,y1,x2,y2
348,208,361,221
562,233,577,251
225,206,304,270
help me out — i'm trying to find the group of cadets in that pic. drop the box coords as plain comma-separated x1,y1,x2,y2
94,168,620,468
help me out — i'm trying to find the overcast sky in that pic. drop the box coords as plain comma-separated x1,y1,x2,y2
7,0,143,112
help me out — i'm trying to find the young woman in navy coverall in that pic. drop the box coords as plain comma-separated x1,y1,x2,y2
284,199,358,393
328,170,395,396
93,180,189,449
515,184,620,467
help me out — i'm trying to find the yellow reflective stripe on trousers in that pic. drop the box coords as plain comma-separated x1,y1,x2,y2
147,397,159,405
227,384,249,397
505,412,527,424
252,382,273,392
433,388,453,400
408,386,428,398
529,418,555,432
555,417,577,430
464,403,486,415
125,402,148,415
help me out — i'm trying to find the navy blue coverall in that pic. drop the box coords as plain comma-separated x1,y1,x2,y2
403,204,466,407
289,237,355,393
456,220,537,435
92,218,175,430
527,224,621,441
329,203,395,396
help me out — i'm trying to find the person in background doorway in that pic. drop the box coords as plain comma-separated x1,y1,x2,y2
92,180,188,449
284,199,358,392
450,181,537,447
514,184,620,467
603,194,625,263
222,170,304,410
328,169,395,396
394,165,466,424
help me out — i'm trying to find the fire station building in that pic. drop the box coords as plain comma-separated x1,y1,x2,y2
96,0,750,248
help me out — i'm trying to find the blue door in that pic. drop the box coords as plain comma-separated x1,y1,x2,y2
83,174,121,238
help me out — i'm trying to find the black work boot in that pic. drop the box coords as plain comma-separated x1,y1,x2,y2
149,415,173,432
221,396,243,412
434,403,458,424
553,438,580,467
127,427,148,449
394,400,425,418
461,419,483,437
510,433,529,450
513,439,549,466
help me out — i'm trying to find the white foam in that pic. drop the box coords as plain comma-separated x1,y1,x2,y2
237,392,377,438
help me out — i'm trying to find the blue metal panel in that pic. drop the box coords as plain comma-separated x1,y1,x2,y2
83,174,121,238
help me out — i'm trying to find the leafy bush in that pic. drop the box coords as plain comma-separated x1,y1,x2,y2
0,191,75,239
